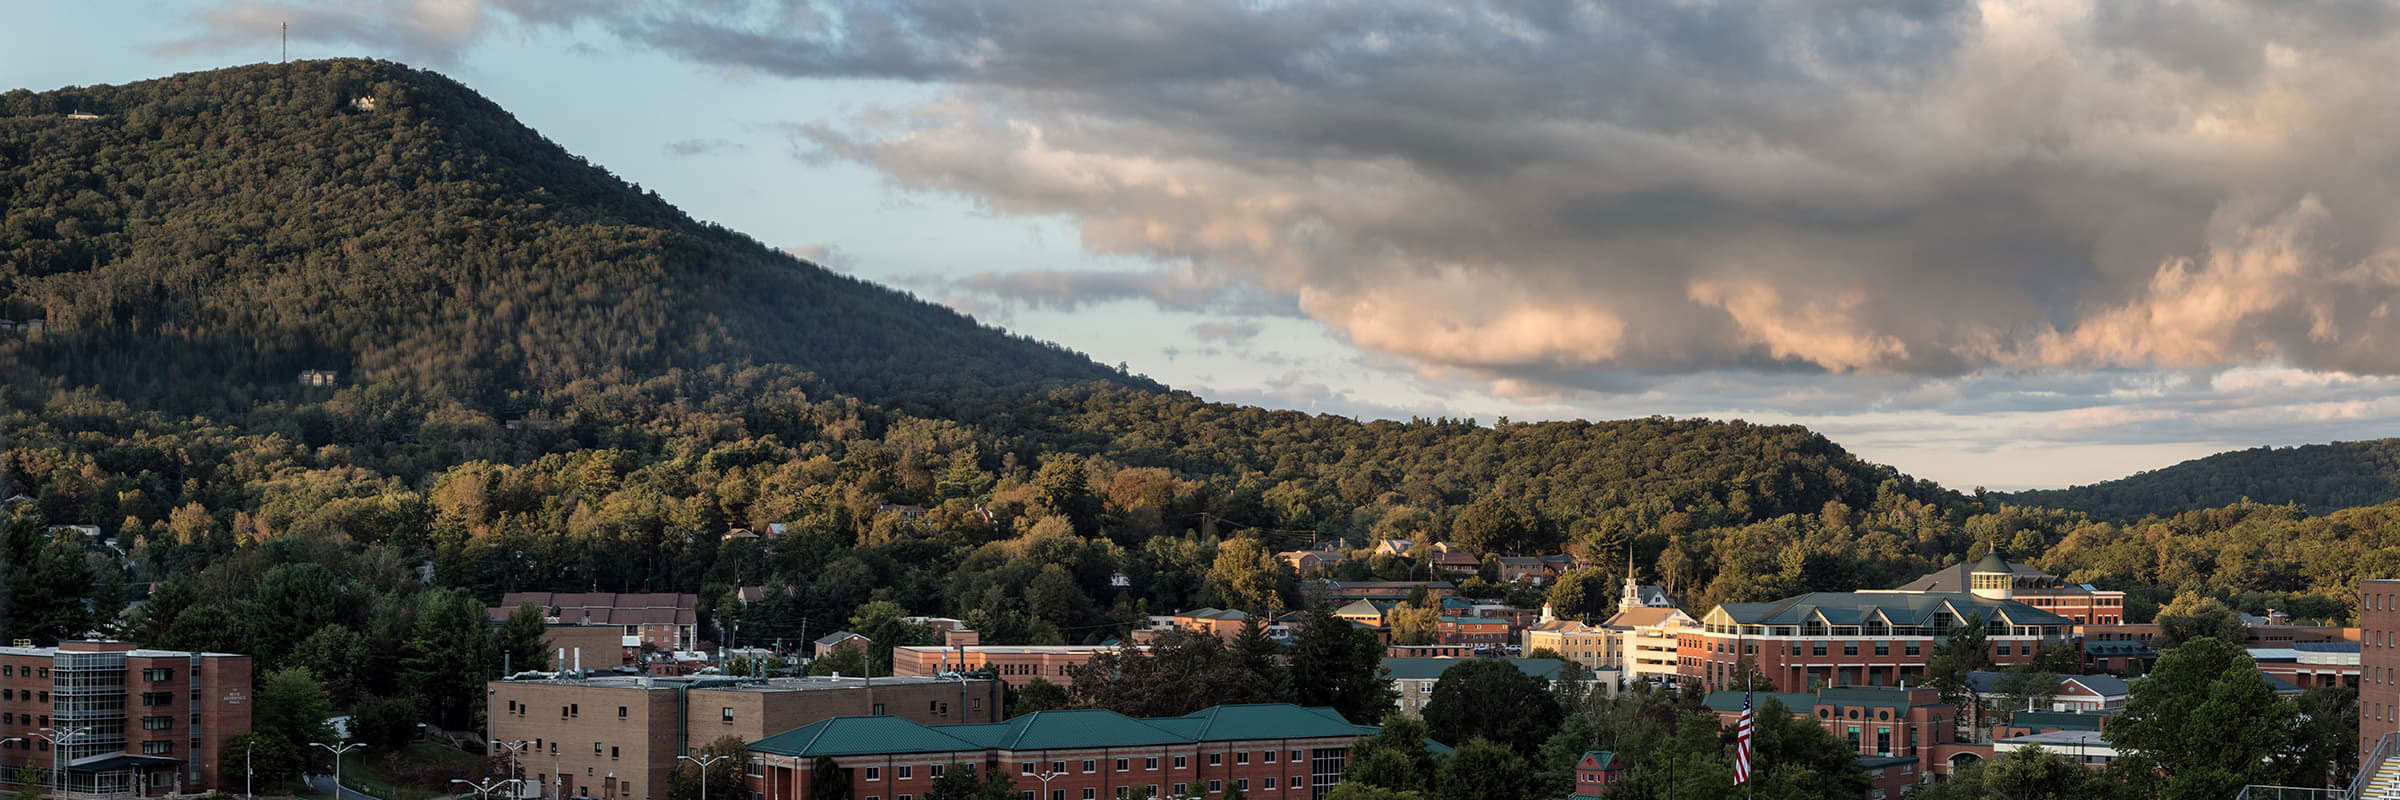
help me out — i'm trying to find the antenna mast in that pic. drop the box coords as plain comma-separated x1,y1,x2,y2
281,22,288,63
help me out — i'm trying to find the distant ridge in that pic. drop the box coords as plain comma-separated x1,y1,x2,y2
2000,440,2400,518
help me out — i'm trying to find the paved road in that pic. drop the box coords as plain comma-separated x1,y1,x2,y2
308,773,388,800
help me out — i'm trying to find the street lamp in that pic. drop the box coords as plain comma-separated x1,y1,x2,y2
453,777,525,800
677,753,731,800
29,727,87,799
493,740,532,798
1031,763,1063,800
312,742,365,799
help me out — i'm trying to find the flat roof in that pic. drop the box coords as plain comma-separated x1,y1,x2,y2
892,645,1120,654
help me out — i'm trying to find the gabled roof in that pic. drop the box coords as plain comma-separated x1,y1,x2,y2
1602,607,1693,628
1162,704,1367,742
1891,558,2058,593
813,631,867,647
1577,751,1620,770
1712,592,2071,628
2082,640,2155,656
1334,599,1395,617
954,709,1189,749
2061,674,2130,697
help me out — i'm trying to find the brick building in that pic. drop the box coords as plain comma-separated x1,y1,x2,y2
1571,750,1624,795
491,593,701,652
1521,620,1613,671
1432,617,1509,648
0,642,252,797
1706,685,1982,783
746,704,1421,800
1682,592,2073,692
888,645,1122,689
2362,579,2400,758
2249,642,2360,691
485,674,1001,800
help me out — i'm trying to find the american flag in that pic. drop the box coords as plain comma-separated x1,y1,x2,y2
1733,687,1755,785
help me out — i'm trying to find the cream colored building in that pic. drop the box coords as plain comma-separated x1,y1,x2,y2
1523,618,1617,672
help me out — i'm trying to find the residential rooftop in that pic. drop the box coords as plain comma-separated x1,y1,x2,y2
750,703,1426,758
493,674,980,691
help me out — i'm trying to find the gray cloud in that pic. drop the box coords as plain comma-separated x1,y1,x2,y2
950,266,1301,317
1189,320,1263,344
161,0,492,63
172,1,2400,396
663,137,747,157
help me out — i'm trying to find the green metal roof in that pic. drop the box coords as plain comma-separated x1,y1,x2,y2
967,709,1190,749
1171,704,1369,742
1380,657,1573,681
751,716,981,757
1578,751,1620,770
755,703,1380,758
1702,691,1816,713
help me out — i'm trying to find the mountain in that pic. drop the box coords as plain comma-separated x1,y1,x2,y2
0,59,1147,419
2001,440,2400,518
1,60,1986,646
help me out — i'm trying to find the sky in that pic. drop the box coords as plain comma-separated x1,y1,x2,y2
10,1,2400,491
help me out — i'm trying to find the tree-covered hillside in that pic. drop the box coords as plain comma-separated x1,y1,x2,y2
0,59,1146,418
2002,441,2400,518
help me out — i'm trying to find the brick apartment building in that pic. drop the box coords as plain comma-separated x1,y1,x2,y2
1432,617,1509,648
746,704,1407,800
485,674,1001,800
2362,579,2400,757
490,593,701,653
0,642,252,797
1682,591,2074,692
889,645,1123,689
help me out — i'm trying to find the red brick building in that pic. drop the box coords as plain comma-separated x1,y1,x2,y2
1571,750,1623,796
2361,579,2400,758
1432,617,1509,648
491,593,701,652
1682,591,2074,692
1707,686,1983,783
747,704,1402,800
0,642,253,797
1887,555,2126,625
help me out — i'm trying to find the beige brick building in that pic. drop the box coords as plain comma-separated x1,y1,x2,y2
485,674,1002,800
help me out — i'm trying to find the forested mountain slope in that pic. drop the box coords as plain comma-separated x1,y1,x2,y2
0,59,1145,418
2002,440,2400,518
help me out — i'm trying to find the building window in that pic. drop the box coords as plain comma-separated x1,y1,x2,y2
1236,753,1248,766
1264,778,1276,790
873,704,886,715
143,668,173,682
143,716,170,731
142,741,172,755
898,767,911,780
1905,643,1921,657
1207,781,1221,793
1021,764,1034,776
1174,756,1188,769
1173,785,1187,796
1082,760,1095,773
610,747,619,760
1812,642,1827,657
722,707,734,722
1843,642,1858,656
1874,642,1889,656
1263,752,1275,764
619,707,628,718
1082,791,1094,800
1144,758,1158,771
1115,759,1128,772
866,767,881,781
1209,754,1222,766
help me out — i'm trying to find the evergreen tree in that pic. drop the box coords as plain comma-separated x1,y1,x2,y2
1420,660,1562,756
2106,637,2301,798
498,602,550,674
1288,608,1396,723
400,588,494,730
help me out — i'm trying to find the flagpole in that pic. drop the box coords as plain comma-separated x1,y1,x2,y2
1745,671,1754,800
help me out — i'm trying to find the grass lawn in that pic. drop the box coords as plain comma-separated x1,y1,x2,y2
337,742,486,800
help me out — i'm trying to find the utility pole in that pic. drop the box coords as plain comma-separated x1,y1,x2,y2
313,741,366,799
281,22,287,63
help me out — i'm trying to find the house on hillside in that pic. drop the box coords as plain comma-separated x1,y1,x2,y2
350,96,377,112
812,631,870,659
65,111,100,120
297,369,338,387
1573,751,1626,795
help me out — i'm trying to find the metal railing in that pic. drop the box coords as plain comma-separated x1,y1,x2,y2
2240,732,2400,800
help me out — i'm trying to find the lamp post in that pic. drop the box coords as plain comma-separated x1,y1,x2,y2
1031,764,1062,800
677,753,730,800
493,740,532,799
29,726,87,800
453,777,525,800
312,742,365,799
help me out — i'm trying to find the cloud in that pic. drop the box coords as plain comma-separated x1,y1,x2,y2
781,243,849,269
950,264,1300,317
1189,321,1262,344
613,0,2400,389
663,137,747,157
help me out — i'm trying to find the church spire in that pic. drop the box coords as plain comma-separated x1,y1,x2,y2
1619,540,1644,612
